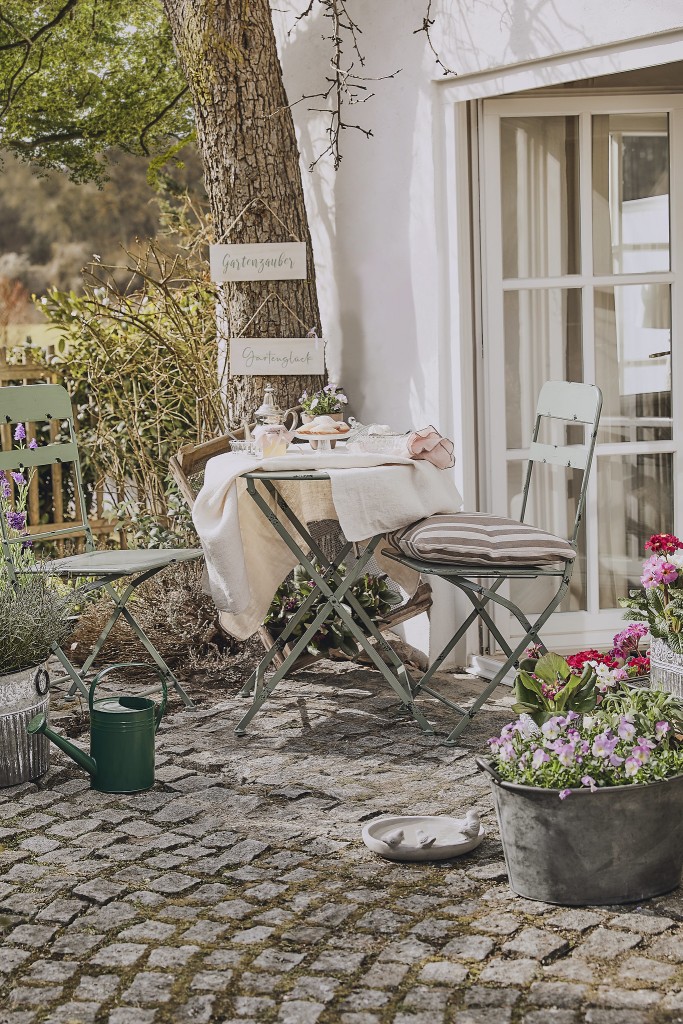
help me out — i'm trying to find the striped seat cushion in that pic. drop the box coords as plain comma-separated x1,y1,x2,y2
390,513,576,566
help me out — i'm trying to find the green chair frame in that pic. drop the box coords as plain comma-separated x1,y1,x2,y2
0,384,202,706
383,380,603,744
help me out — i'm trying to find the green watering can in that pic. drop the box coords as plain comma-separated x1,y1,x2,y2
27,663,167,793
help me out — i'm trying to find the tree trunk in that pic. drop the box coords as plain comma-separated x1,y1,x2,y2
162,0,325,428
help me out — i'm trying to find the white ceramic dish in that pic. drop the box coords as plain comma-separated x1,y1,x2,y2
294,429,351,442
361,813,484,862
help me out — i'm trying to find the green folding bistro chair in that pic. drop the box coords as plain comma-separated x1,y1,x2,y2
383,380,603,744
0,384,203,706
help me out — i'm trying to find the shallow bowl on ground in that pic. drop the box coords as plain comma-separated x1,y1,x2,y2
362,814,484,862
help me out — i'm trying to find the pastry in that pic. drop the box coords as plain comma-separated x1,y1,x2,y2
299,415,349,435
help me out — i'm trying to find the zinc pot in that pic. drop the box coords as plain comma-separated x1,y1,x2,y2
650,637,683,699
477,757,683,905
0,664,50,787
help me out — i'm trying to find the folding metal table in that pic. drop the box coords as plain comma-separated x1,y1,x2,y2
234,469,433,736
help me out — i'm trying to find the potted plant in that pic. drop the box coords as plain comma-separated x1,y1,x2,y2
513,624,651,724
620,532,683,697
478,685,683,905
0,428,76,786
298,384,348,422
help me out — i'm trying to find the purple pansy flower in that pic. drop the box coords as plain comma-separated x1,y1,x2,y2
592,732,618,758
624,758,641,777
559,789,572,800
581,775,598,792
655,721,670,741
532,748,549,769
618,717,636,741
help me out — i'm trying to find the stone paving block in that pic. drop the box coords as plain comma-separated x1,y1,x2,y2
278,1001,325,1023
5,924,57,947
419,960,469,984
649,933,683,962
544,957,599,982
545,910,605,932
618,955,676,982
608,912,674,934
465,987,521,1007
251,949,306,972
36,898,87,924
341,990,389,1011
289,976,339,1002
189,883,231,903
73,974,121,1002
191,969,234,991
26,961,78,982
471,913,521,936
72,879,127,904
146,871,197,894
281,925,328,944
453,1011,512,1024
393,1012,445,1024
0,1010,35,1024
584,1011,650,1024
310,950,367,974
590,987,661,1009
232,925,275,945
339,1015,379,1024
577,927,642,959
520,1011,577,1024
661,991,683,1011
478,956,539,985
174,995,215,1023
49,934,104,959
72,902,138,932
122,971,175,1005
89,942,148,967
0,948,31,973
9,986,62,1007
441,935,495,961
107,1010,157,1024
147,944,200,968
502,926,569,962
360,961,411,988
401,984,452,1012
219,839,270,864
233,996,276,1016
44,1002,101,1024
118,920,177,941
210,899,255,920
410,917,459,939
528,981,586,1007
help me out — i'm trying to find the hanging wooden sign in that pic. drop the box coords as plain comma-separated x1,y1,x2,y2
230,338,325,376
210,242,307,282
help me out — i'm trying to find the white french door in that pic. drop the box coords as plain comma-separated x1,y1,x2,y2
480,93,683,651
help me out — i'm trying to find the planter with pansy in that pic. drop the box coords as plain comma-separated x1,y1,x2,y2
620,533,683,697
478,684,683,905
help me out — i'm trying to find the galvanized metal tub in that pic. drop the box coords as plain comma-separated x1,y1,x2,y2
650,638,683,699
0,665,50,787
478,757,683,905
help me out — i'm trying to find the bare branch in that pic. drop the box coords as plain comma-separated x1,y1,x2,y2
413,0,457,77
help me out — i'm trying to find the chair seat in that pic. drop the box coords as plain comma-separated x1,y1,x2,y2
40,547,203,577
388,513,576,566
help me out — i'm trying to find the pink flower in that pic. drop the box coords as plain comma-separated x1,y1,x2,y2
592,732,617,758
618,717,636,741
655,561,678,584
498,741,515,762
581,775,598,792
609,753,625,767
631,744,651,765
559,789,572,800
655,721,670,741
624,758,641,777
532,748,549,769
557,743,576,767
641,565,660,589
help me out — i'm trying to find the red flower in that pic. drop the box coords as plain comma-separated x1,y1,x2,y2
645,533,683,555
566,649,618,674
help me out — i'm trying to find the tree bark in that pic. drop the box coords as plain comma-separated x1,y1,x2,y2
162,0,325,428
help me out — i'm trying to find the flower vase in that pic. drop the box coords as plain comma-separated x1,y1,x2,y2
302,411,343,450
650,637,683,699
0,664,50,787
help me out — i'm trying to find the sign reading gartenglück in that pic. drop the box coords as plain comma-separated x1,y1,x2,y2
210,242,306,281
230,338,325,375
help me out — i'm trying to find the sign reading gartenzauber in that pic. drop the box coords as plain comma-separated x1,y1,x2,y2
210,242,306,282
230,338,325,376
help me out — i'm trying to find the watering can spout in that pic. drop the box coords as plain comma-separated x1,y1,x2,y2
27,714,97,778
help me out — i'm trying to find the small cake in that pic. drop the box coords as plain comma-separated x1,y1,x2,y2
299,415,349,435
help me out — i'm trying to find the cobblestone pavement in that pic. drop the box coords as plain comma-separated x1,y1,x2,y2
2,662,683,1024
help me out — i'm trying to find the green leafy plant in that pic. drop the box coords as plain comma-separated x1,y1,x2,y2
265,564,402,658
620,533,683,655
298,385,348,417
0,572,76,675
513,652,599,725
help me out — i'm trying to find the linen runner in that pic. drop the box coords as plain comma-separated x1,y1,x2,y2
192,449,463,639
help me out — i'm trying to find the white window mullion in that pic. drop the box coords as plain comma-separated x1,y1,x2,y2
670,107,683,541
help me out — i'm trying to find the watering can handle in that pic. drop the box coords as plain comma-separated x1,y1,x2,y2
88,662,168,730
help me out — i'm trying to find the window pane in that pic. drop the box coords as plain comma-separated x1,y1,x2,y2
598,453,673,608
593,113,670,275
595,284,671,443
504,289,583,450
501,116,580,279
507,461,586,613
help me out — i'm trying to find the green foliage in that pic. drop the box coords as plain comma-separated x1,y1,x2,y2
0,571,76,674
38,213,223,527
0,0,193,184
513,652,598,725
598,684,683,738
265,563,402,659
620,587,683,655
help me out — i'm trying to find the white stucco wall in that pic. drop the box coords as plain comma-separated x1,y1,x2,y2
272,0,683,662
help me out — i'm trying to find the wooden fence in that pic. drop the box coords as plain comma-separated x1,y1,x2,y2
0,339,122,550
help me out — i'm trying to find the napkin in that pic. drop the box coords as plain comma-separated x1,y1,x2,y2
407,426,455,470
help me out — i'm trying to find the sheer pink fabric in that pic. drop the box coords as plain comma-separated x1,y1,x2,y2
406,425,455,470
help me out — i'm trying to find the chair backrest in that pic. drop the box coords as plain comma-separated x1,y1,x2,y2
520,380,602,547
0,384,94,566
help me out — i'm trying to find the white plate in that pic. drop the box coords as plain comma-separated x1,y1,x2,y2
294,429,351,442
362,814,484,862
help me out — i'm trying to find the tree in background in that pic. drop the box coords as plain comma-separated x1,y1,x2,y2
0,0,325,425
